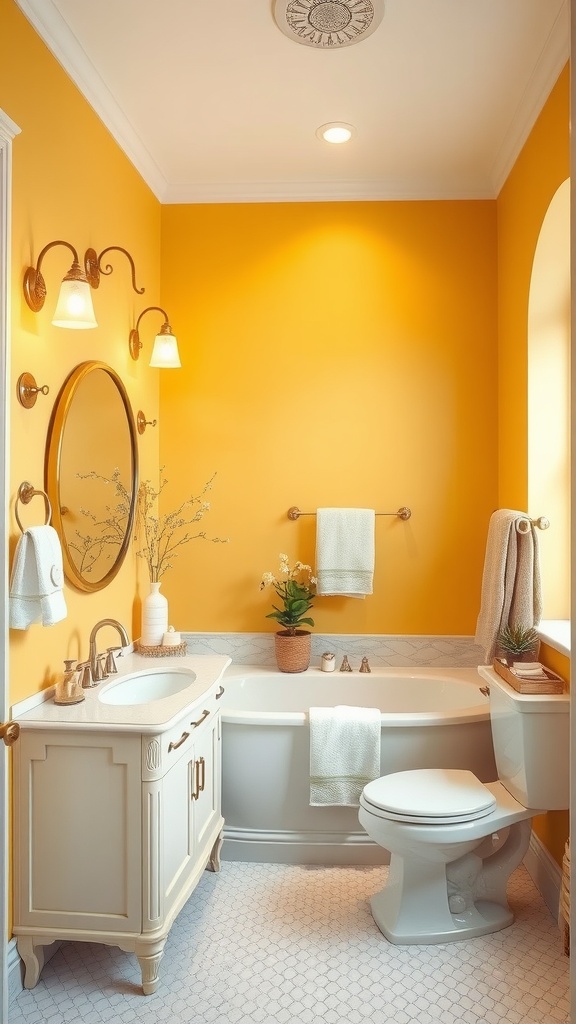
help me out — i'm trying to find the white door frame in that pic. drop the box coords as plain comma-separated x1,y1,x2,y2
0,108,21,1019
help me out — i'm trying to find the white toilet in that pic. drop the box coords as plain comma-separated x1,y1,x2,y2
358,667,569,944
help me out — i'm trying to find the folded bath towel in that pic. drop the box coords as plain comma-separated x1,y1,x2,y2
309,705,381,806
474,509,542,662
9,525,67,629
315,507,375,597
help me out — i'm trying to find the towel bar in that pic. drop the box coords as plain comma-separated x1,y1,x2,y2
287,506,411,521
15,481,52,533
529,517,550,530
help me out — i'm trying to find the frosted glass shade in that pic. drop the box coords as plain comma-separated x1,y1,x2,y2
149,333,181,368
52,278,98,329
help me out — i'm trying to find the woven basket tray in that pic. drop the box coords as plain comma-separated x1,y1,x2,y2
136,641,188,658
492,658,565,694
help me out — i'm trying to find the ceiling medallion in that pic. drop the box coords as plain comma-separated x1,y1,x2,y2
274,0,384,49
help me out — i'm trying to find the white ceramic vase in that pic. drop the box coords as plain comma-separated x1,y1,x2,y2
141,581,168,647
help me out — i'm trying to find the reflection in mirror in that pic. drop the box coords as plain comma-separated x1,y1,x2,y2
46,361,138,592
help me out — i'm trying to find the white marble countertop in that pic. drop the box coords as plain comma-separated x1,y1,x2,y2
11,652,231,734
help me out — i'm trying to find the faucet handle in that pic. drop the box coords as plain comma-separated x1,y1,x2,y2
359,657,371,673
340,655,353,672
105,647,121,674
77,661,95,688
94,653,108,682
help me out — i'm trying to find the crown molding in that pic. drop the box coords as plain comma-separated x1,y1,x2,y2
14,0,167,200
162,178,495,205
15,0,570,206
490,0,569,196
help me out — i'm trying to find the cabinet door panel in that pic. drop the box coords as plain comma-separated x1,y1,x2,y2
16,732,141,932
193,715,220,854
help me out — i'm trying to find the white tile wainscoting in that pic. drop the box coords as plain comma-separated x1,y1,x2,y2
181,632,486,668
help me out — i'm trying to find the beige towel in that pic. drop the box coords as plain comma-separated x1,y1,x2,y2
475,509,542,662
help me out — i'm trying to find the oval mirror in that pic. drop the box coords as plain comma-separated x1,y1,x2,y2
46,361,139,592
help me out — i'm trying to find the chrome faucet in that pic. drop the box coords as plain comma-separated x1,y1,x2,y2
88,619,130,684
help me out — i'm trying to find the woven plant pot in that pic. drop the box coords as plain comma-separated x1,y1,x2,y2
274,629,311,673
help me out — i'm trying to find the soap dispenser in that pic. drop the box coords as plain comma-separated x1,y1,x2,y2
54,660,85,706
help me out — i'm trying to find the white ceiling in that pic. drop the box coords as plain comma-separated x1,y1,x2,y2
16,0,569,204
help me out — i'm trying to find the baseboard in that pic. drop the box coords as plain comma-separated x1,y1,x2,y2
222,827,391,866
524,831,563,920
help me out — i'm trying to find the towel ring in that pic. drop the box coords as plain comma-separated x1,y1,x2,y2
15,482,52,534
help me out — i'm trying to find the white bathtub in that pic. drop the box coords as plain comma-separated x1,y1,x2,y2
220,666,497,865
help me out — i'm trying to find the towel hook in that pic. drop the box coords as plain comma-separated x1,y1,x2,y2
15,482,52,533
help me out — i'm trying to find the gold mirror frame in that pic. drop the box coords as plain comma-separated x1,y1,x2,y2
46,361,139,593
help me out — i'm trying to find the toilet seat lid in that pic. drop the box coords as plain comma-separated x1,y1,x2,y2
361,769,497,824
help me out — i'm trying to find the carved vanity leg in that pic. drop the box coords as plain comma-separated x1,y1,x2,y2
208,829,223,872
136,947,164,995
17,936,45,989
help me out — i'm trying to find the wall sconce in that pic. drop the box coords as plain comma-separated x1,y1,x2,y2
23,240,97,328
129,306,181,368
84,245,144,295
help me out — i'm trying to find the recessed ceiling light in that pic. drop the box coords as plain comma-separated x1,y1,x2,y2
316,122,356,144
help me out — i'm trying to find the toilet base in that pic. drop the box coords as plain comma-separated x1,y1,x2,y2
365,817,532,945
370,889,514,945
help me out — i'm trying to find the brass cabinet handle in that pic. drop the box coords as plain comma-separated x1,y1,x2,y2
192,759,200,800
0,721,20,747
191,709,210,729
215,685,225,699
191,756,206,800
168,730,190,752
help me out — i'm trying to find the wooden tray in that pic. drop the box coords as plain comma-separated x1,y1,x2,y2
492,658,565,694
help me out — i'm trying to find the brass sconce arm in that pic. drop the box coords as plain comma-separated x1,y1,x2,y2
129,305,173,360
137,410,158,434
24,240,82,312
17,372,50,409
84,245,144,293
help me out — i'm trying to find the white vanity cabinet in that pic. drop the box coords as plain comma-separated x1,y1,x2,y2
13,680,225,995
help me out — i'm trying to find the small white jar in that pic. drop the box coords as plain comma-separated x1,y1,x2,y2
321,652,336,672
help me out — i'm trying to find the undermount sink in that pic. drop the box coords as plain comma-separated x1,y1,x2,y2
98,668,197,706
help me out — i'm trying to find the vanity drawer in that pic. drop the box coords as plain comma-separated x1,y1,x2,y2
141,695,219,781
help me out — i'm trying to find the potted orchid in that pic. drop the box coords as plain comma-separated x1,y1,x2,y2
260,553,316,672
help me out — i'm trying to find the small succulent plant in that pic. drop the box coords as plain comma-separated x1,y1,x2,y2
496,624,540,655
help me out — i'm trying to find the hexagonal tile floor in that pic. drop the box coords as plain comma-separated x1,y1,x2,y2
9,863,569,1023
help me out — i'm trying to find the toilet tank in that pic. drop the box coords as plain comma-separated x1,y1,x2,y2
486,669,570,810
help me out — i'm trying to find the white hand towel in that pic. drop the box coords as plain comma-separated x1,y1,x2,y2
315,507,375,597
309,705,381,806
474,509,542,662
9,525,67,629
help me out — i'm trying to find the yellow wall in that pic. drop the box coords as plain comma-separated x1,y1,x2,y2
160,200,498,636
1,0,570,878
496,65,570,866
2,0,162,704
